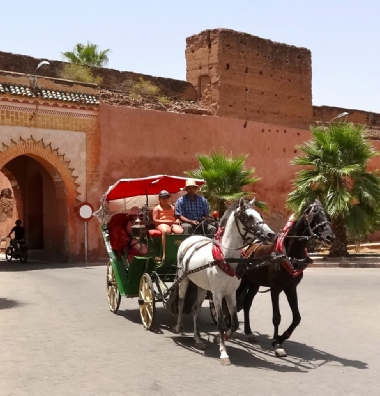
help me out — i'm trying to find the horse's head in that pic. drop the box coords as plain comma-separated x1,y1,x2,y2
302,199,335,246
233,198,277,244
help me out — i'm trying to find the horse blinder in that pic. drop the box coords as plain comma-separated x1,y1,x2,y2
303,204,332,242
234,208,265,240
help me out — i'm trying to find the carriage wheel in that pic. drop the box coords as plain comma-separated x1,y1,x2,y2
5,247,13,262
107,260,121,313
139,273,155,330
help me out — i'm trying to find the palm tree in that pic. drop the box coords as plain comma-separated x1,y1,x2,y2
185,150,262,215
287,122,380,256
62,42,110,67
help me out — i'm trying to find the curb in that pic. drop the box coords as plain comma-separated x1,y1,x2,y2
310,256,380,268
309,262,380,268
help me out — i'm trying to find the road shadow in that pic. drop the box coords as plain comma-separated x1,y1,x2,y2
117,305,218,335
0,297,25,310
115,302,367,371
227,332,368,370
170,333,305,371
169,331,368,371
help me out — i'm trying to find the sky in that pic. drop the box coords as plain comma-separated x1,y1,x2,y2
1,0,379,113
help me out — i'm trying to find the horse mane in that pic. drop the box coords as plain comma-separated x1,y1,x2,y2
219,200,239,227
292,198,321,225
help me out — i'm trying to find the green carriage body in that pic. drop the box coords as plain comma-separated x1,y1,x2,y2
102,223,190,298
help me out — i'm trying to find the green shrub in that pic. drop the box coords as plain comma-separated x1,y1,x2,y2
132,77,160,96
158,96,171,105
59,64,102,85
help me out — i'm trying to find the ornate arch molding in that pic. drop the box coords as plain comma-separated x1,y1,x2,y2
0,167,23,221
0,135,81,202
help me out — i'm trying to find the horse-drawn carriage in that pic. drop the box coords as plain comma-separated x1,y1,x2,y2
94,174,214,330
95,174,335,364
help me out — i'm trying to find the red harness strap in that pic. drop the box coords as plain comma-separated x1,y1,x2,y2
212,227,236,277
276,217,306,278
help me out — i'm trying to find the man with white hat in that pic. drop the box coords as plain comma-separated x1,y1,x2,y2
175,178,216,235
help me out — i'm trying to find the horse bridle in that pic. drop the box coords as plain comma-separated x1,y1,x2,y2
234,205,268,244
303,202,330,240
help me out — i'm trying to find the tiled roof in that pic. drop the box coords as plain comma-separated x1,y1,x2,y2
0,83,99,105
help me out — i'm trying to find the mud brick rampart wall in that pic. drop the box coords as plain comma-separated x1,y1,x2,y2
186,29,313,129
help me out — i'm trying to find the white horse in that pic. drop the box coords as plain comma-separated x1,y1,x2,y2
174,198,276,365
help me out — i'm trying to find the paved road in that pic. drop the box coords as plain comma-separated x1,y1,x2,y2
0,257,379,396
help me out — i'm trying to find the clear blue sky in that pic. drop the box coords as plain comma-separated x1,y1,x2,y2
1,0,379,113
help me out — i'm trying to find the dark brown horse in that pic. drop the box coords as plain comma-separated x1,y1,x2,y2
236,199,335,357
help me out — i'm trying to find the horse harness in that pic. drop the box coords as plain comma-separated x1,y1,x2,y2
177,204,282,282
273,203,330,277
303,202,330,241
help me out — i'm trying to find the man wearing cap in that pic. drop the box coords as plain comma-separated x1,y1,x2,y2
175,179,216,235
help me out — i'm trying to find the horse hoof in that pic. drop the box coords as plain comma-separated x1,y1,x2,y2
213,335,221,345
274,346,287,358
247,334,258,343
221,358,231,366
195,341,207,350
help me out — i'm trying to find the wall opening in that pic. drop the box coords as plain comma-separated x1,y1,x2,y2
1,155,70,261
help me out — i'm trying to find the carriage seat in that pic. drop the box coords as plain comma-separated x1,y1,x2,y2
148,229,162,238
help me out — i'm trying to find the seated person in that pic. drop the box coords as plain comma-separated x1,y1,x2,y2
153,190,183,261
175,179,216,235
126,206,148,255
152,190,184,235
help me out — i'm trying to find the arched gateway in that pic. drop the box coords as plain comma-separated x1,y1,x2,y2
0,137,80,262
0,70,99,262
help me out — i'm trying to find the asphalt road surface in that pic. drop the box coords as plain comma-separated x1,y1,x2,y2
0,258,379,396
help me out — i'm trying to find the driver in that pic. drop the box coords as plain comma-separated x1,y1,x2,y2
175,179,216,235
7,219,25,252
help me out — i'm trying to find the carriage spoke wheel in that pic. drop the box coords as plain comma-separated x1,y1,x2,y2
139,273,155,330
107,261,121,313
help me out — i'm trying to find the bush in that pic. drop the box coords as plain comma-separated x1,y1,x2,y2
132,77,160,96
158,96,171,105
59,64,102,85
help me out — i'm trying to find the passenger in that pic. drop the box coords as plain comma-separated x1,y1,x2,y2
152,190,184,235
126,206,148,255
175,179,216,235
153,190,183,262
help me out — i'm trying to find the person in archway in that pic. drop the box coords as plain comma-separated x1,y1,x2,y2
175,179,216,235
7,219,25,253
